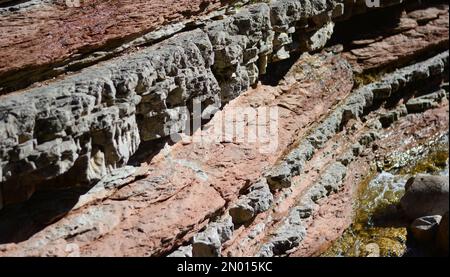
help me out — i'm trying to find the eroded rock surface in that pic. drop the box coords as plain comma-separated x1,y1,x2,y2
0,0,449,257
343,4,449,73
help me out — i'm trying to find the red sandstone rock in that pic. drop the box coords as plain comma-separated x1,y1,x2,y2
344,5,449,72
291,102,450,257
0,0,227,83
0,3,448,258
0,52,354,257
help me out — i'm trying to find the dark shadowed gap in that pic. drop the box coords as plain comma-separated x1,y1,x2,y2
0,96,222,244
260,52,301,87
0,0,28,8
0,186,91,244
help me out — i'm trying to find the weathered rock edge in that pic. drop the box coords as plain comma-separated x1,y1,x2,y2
257,50,449,257
2,0,423,208
166,50,449,257
0,0,423,94
0,44,447,257
0,49,356,256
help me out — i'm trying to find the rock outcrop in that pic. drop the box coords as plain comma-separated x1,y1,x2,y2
400,175,449,220
398,174,449,255
0,0,448,257
0,0,230,93
342,4,449,73
0,0,346,207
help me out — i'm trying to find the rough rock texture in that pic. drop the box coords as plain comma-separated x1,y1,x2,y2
205,3,274,102
292,106,449,257
2,0,448,210
1,0,431,95
167,245,193,257
0,0,449,257
170,47,449,257
229,180,274,225
0,50,355,256
0,0,343,94
223,50,449,257
0,0,352,208
342,4,449,73
406,90,446,113
0,0,230,93
192,216,234,257
0,29,219,206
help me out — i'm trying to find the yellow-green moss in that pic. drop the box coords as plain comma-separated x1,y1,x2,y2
354,70,386,88
400,149,449,175
323,141,448,257
322,171,407,257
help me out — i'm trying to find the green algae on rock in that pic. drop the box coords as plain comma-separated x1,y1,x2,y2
322,172,408,257
322,136,449,257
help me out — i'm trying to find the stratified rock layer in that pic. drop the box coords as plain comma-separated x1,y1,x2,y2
0,0,229,92
0,0,449,257
1,49,355,256
343,5,449,72
0,0,347,207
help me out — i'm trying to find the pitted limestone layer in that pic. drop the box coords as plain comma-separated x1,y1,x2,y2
169,51,448,257
0,50,355,256
0,0,340,94
0,29,217,206
0,0,341,208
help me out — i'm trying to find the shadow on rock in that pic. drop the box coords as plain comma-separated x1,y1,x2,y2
0,186,91,244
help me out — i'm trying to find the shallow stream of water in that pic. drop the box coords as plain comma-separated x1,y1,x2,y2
322,136,449,257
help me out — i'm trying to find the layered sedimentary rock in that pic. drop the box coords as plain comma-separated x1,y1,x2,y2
0,0,338,94
0,0,229,93
342,4,449,72
0,0,449,257
0,0,348,208
1,47,447,256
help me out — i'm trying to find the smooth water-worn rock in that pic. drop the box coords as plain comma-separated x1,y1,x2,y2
401,175,449,220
